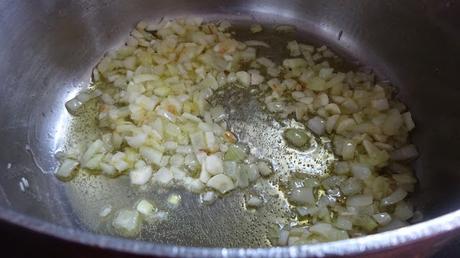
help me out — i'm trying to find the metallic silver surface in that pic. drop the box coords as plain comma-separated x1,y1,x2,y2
0,0,460,257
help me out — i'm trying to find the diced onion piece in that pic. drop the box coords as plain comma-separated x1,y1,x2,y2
224,145,247,161
378,219,408,232
346,194,373,207
278,230,289,246
335,216,353,230
206,174,234,194
250,24,263,33
289,187,315,205
246,164,260,182
249,70,265,85
257,161,273,177
55,159,79,181
334,161,350,174
340,178,362,196
247,196,263,208
235,165,249,188
342,140,356,160
336,118,356,134
81,140,105,167
307,116,325,135
183,177,205,193
381,188,407,206
309,77,331,92
383,109,403,136
112,209,141,237
394,201,414,220
99,205,113,217
402,112,415,131
200,191,217,204
284,128,310,147
190,131,206,150
287,41,301,57
350,163,372,179
133,74,158,83
373,212,392,225
65,98,83,115
310,223,349,241
111,152,129,172
155,167,174,186
223,161,238,180
136,199,156,216
170,154,184,167
326,115,340,134
199,162,211,183
167,193,181,208
125,133,147,148
236,71,250,87
391,145,418,161
205,154,224,175
140,147,163,166
244,40,270,48
100,162,119,177
371,99,389,111
353,215,378,231
129,166,152,185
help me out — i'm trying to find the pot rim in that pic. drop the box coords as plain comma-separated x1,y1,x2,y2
0,206,459,257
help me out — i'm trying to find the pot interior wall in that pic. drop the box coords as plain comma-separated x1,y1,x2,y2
0,0,460,247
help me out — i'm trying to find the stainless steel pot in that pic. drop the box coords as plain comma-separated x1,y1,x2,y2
1,0,460,257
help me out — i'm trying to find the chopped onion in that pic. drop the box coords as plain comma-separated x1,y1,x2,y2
250,24,263,33
200,191,217,204
140,147,163,166
247,195,263,208
350,163,371,179
112,209,141,237
244,40,270,48
381,188,407,206
284,128,310,147
352,215,378,231
307,116,325,135
55,159,79,181
391,145,418,161
335,216,352,230
378,219,408,232
99,205,113,217
65,98,84,115
289,187,315,205
167,193,182,208
206,174,234,194
136,199,156,215
342,140,356,160
334,161,350,175
394,201,413,220
310,223,349,241
154,167,174,186
236,71,250,87
402,112,415,131
129,166,152,185
346,194,373,207
205,154,224,175
372,212,392,225
224,145,247,161
257,161,273,177
371,99,389,111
